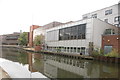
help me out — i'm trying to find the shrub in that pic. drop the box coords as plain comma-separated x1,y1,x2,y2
92,48,104,56
104,49,120,58
18,32,28,46
92,50,99,56
34,35,42,46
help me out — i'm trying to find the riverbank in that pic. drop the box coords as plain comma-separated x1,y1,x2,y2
23,47,94,60
19,47,120,64
1,45,93,60
2,45,120,63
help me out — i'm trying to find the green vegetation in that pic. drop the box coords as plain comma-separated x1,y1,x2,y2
92,48,120,58
18,32,28,46
34,35,44,46
17,52,28,65
92,48,104,56
104,49,120,58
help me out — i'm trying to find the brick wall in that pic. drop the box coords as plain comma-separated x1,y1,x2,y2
102,35,120,53
29,25,40,47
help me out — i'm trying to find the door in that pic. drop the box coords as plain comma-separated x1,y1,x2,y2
104,46,112,54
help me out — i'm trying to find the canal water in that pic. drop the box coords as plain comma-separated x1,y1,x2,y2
0,47,120,78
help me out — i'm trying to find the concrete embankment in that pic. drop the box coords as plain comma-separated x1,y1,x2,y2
23,47,94,60
1,45,94,60
42,51,94,60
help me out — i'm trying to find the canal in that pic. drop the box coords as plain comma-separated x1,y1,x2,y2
0,47,119,79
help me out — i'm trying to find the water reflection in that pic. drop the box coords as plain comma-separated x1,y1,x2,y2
1,47,120,78
27,52,44,73
43,55,119,78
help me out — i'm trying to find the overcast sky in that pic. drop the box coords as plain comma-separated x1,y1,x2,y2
0,0,119,35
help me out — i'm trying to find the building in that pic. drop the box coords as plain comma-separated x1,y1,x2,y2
29,22,63,47
32,21,64,49
33,21,63,40
102,28,120,54
29,25,41,47
82,3,120,27
45,18,119,55
1,32,20,45
44,2,120,55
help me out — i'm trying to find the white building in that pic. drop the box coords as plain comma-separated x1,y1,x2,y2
33,21,63,40
45,2,120,55
45,18,118,55
82,3,120,27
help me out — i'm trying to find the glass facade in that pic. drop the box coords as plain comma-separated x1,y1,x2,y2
46,24,87,54
47,46,86,54
59,24,86,40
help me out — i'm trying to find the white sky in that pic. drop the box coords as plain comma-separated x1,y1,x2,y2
0,0,119,35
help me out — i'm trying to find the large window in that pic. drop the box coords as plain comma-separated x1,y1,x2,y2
59,24,86,40
105,9,112,15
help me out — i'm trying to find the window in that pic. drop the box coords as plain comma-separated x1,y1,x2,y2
78,24,86,39
77,48,81,53
114,16,120,22
105,9,112,15
64,28,68,40
70,27,74,39
64,28,70,40
59,47,61,52
81,25,86,39
104,29,115,35
59,29,64,40
69,47,72,52
81,47,85,54
71,26,78,39
67,47,69,52
64,47,66,52
61,47,64,52
73,47,76,53
91,14,97,18
59,24,86,40
67,27,71,40
104,19,108,23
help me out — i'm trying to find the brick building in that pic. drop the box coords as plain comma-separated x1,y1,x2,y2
29,25,41,47
102,28,120,54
